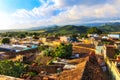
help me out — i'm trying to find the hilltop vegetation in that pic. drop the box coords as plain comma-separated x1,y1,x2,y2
44,25,89,34
34,22,120,34
98,22,120,32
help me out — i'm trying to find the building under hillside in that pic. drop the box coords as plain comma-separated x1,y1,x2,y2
108,34,120,39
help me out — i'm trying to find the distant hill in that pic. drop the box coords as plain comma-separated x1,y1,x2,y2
44,25,89,34
0,29,26,33
28,25,58,31
82,22,105,27
99,22,120,32
29,22,120,34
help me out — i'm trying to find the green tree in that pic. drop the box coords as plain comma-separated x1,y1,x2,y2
38,45,49,52
43,48,55,57
54,43,72,58
17,33,26,38
0,60,27,77
33,35,39,39
87,27,102,34
79,34,88,38
2,38,10,44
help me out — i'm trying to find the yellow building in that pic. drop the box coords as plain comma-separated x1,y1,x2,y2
83,39,92,44
53,41,61,46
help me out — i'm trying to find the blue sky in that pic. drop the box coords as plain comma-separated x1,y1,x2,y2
0,0,41,12
0,0,119,29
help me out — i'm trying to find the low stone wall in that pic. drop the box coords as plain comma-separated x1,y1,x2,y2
28,65,64,74
73,47,94,54
28,57,89,80
73,43,95,49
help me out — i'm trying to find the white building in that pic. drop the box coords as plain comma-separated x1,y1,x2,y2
60,36,71,42
108,34,120,39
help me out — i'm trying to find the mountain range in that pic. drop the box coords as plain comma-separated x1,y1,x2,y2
29,22,120,34
2,22,118,33
98,22,120,32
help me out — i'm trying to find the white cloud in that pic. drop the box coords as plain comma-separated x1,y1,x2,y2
0,12,14,29
50,3,119,25
52,0,108,7
0,0,120,29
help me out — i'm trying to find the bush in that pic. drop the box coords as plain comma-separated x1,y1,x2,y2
42,43,73,58
0,60,27,77
43,48,55,57
38,45,49,52
54,43,72,58
1,38,10,44
27,72,37,76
